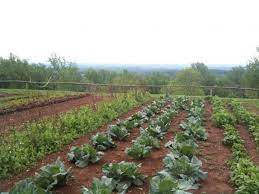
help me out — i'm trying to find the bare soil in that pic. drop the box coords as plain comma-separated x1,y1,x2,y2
192,103,235,194
236,124,259,165
0,94,105,134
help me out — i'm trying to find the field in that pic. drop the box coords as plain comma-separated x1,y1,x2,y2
0,89,86,114
0,90,259,194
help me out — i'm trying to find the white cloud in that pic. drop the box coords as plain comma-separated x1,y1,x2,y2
0,0,258,65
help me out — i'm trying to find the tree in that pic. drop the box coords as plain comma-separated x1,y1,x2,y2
226,66,245,86
174,68,204,96
191,62,216,86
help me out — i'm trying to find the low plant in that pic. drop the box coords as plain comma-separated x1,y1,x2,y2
125,143,151,159
140,125,166,139
107,125,129,140
81,176,113,194
34,158,72,191
134,134,160,149
67,144,103,168
150,172,192,194
102,161,146,193
91,133,116,151
8,178,50,194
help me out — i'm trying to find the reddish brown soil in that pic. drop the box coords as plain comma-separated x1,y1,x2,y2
192,103,235,194
236,124,259,165
0,103,148,192
0,94,105,134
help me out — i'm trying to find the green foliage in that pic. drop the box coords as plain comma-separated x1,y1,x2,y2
150,172,192,194
125,143,151,159
140,125,166,139
230,100,259,148
173,68,204,96
107,125,130,140
34,158,71,191
102,161,146,193
0,92,149,178
180,117,207,141
67,144,103,168
134,134,160,149
91,133,116,151
212,110,236,128
165,133,198,158
8,179,50,194
223,124,243,146
163,155,208,183
81,177,113,194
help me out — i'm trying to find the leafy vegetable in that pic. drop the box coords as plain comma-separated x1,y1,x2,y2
163,154,207,183
81,176,113,194
125,143,151,159
150,172,192,194
102,161,146,193
91,133,116,151
34,158,71,191
140,125,166,139
67,144,103,168
107,125,129,140
134,134,160,149
8,178,50,194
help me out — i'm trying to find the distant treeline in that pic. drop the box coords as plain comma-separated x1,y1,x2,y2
0,53,258,98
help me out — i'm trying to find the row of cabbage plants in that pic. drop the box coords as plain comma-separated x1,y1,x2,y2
81,97,174,194
149,98,208,194
212,97,259,193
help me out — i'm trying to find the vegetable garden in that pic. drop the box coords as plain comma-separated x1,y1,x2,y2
0,93,259,194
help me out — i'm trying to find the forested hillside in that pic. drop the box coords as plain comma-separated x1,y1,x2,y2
0,53,258,97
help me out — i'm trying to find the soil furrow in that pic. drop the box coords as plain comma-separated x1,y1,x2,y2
193,102,235,194
236,124,259,165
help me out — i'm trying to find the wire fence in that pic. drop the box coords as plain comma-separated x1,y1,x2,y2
0,80,259,98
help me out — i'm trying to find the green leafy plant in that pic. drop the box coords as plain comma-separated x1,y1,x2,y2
81,176,113,194
91,133,116,151
8,178,50,194
163,154,207,185
102,161,146,193
212,110,236,128
126,143,151,159
67,144,103,168
150,172,192,194
107,125,129,140
134,134,160,149
34,158,71,191
140,125,166,139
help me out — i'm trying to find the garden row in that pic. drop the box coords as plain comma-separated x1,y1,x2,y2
3,96,170,193
0,92,151,179
230,100,259,148
212,97,259,193
149,97,208,193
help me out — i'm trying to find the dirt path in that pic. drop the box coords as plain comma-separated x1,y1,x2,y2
0,94,105,134
236,124,259,165
193,103,235,194
0,103,148,192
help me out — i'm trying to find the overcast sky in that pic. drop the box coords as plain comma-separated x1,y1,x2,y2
0,0,259,66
